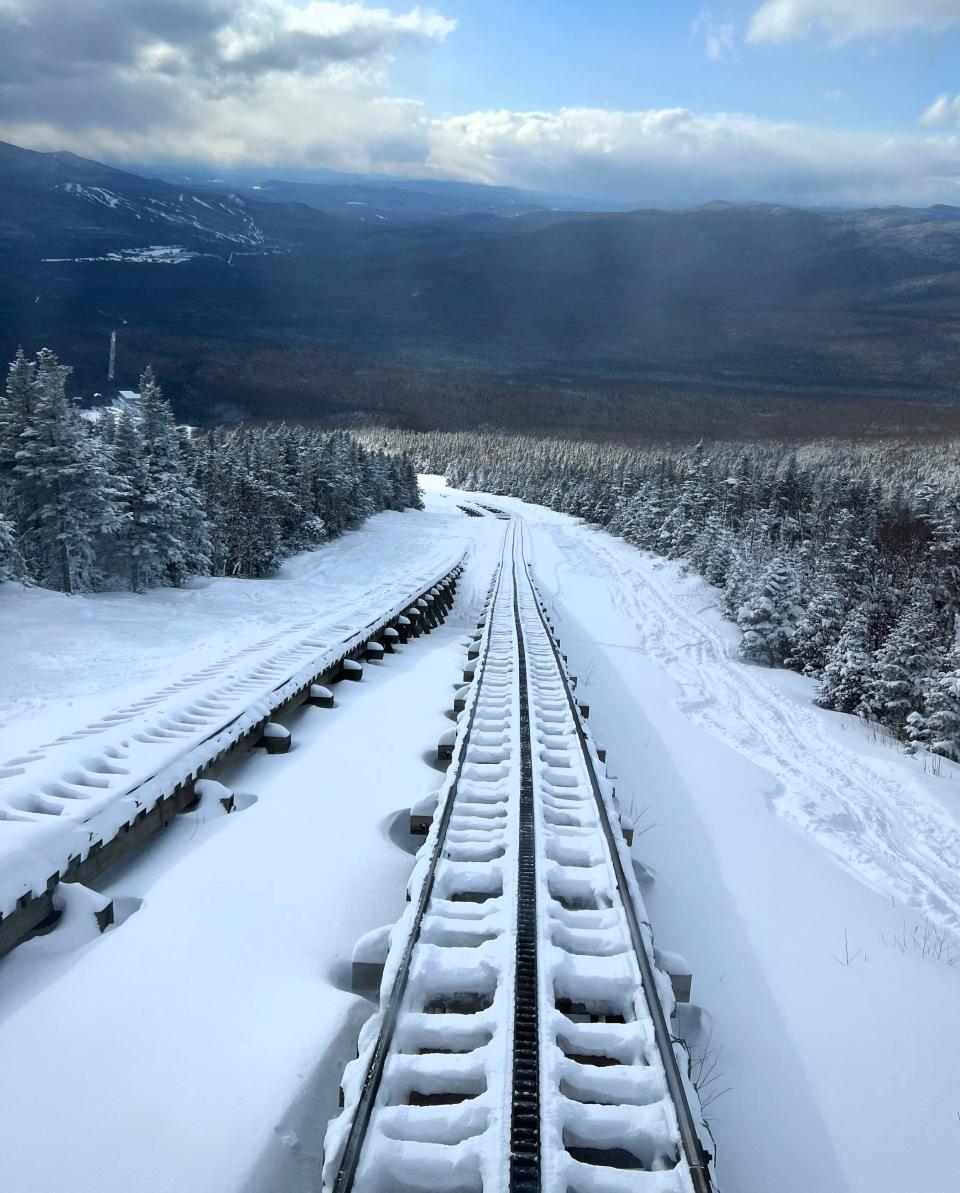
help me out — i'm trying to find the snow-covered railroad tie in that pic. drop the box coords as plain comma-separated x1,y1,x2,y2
325,521,716,1193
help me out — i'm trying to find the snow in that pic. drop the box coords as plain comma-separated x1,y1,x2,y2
0,621,476,1193
325,522,704,1191
42,245,203,264
0,479,957,1192
58,183,136,213
444,483,960,1193
0,508,467,917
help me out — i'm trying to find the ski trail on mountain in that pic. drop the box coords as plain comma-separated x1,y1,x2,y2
543,522,960,932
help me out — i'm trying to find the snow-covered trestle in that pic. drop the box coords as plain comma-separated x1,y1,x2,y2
324,521,715,1193
0,555,465,962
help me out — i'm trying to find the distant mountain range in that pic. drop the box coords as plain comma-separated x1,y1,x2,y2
2,137,959,434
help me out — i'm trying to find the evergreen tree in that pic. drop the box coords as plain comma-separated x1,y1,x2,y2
13,350,117,593
0,349,37,554
912,671,960,761
862,592,943,734
111,408,152,591
907,620,960,760
789,571,845,676
818,605,874,714
737,553,803,665
0,505,23,582
137,367,209,585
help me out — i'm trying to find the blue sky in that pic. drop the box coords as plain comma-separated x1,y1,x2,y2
396,1,955,131
2,0,960,206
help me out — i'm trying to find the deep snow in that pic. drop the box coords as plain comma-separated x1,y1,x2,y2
0,509,466,917
0,481,957,1192
457,482,960,1193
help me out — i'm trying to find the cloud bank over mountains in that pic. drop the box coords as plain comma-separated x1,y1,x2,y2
2,0,960,207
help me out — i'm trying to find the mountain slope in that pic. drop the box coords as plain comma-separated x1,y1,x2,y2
3,139,960,431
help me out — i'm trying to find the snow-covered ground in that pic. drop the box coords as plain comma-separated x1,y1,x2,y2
0,480,957,1192
0,509,466,917
477,485,960,1193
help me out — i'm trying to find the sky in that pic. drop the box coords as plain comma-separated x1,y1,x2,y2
3,0,960,206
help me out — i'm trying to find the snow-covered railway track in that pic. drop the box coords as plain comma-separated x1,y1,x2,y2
324,522,714,1193
0,555,465,962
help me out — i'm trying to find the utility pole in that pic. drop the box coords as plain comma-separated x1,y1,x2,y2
107,329,116,382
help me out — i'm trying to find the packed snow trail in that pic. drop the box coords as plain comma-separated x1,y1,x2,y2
540,527,960,935
324,519,714,1193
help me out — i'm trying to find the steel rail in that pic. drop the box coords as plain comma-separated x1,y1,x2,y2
329,528,512,1193
327,521,713,1192
516,522,715,1193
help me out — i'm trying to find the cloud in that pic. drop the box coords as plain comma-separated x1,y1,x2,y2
920,93,960,127
2,2,960,208
0,1,455,133
424,107,960,207
692,9,736,61
747,0,960,44
8,92,960,208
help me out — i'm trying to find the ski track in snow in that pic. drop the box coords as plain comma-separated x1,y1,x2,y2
544,523,960,933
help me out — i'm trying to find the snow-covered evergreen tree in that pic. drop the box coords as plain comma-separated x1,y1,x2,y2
862,592,944,734
13,350,117,593
0,504,23,582
789,571,845,676
737,553,803,665
818,604,875,714
906,619,960,760
137,368,209,585
1,349,421,593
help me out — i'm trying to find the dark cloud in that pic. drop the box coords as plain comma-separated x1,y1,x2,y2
0,0,229,82
0,1,454,126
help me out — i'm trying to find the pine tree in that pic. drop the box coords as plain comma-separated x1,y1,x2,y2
137,367,209,585
13,350,117,593
862,592,944,734
111,408,156,591
789,571,845,676
660,441,713,558
737,553,803,665
818,605,874,714
0,505,23,582
906,620,960,760
913,671,960,761
0,349,37,553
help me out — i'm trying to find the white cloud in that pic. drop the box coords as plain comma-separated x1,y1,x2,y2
424,107,960,207
692,9,736,61
8,97,960,208
2,3,960,207
920,93,960,126
748,0,960,44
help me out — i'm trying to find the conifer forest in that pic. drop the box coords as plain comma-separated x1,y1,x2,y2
0,349,421,593
367,427,960,761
